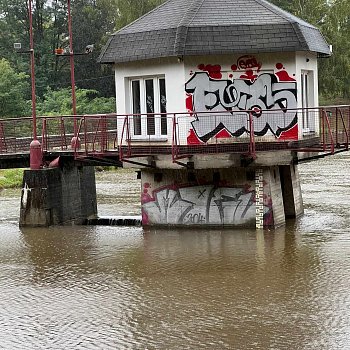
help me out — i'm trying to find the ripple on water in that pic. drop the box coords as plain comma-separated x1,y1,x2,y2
0,165,349,348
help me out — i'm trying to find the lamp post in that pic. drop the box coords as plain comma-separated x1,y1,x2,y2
54,2,93,148
28,0,42,170
67,0,80,149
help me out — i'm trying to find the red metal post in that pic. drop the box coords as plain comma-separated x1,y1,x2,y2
28,0,42,169
41,118,47,151
339,109,349,149
335,107,339,146
324,110,335,154
171,114,176,162
119,116,128,161
68,0,80,149
0,122,7,153
321,109,326,151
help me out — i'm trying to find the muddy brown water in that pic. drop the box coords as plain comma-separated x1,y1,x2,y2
0,159,349,349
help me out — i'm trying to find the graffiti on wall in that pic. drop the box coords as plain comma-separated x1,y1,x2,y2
185,56,298,144
142,182,273,226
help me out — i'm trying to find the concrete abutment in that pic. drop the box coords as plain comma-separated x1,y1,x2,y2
19,163,97,227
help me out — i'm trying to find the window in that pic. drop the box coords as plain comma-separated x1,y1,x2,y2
301,72,309,130
130,77,167,138
301,70,315,133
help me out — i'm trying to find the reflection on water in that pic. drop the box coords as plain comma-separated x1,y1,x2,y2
0,157,350,349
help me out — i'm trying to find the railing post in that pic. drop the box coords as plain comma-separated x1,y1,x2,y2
126,116,131,157
60,116,67,150
339,109,349,150
101,115,107,152
335,107,339,147
324,110,335,154
0,122,7,153
73,117,84,157
321,109,326,151
41,118,47,152
113,115,118,150
83,116,88,156
172,114,177,162
119,116,128,161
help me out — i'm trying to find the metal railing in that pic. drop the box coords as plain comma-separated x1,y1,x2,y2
0,114,118,156
0,106,349,163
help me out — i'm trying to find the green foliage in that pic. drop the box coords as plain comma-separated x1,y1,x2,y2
271,0,350,99
36,87,116,115
115,0,165,29
1,0,350,116
0,59,30,118
0,169,24,189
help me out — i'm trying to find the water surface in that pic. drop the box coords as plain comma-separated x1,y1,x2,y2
0,159,349,349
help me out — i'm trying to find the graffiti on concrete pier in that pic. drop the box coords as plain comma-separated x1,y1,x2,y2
142,183,272,226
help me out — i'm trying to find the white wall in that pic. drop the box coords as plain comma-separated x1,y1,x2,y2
184,53,300,142
295,51,319,135
114,57,186,144
113,51,320,144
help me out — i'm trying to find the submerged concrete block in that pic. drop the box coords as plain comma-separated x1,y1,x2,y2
19,165,97,227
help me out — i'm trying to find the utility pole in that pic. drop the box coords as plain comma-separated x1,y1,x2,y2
67,0,80,149
28,0,43,169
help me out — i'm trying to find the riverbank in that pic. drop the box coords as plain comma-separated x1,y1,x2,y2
0,166,120,191
0,169,24,189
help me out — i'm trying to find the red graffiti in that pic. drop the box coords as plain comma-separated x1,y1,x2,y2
187,129,202,145
275,63,296,82
215,129,231,139
142,209,150,225
240,69,258,82
186,93,194,113
232,55,262,73
198,64,222,79
278,124,298,140
275,70,296,82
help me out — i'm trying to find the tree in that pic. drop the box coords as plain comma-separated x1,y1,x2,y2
36,87,116,115
271,0,350,101
0,59,30,118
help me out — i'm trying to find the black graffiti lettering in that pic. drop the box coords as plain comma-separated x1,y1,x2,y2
185,72,297,142
198,189,206,198
186,213,206,224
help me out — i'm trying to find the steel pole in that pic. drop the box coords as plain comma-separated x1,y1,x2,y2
28,0,42,169
68,0,80,148
28,0,36,140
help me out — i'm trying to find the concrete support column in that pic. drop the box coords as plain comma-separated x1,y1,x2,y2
19,163,97,227
261,166,286,228
279,164,304,219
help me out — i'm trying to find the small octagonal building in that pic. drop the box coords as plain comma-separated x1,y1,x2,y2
99,0,331,229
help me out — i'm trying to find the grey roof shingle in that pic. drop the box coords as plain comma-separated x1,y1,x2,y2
98,0,331,64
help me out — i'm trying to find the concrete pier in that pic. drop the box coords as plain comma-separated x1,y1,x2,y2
140,164,303,229
19,163,97,227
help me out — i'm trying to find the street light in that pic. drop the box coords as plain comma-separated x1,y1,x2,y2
28,0,42,170
55,0,94,148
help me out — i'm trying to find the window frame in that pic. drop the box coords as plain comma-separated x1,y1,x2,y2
129,76,168,140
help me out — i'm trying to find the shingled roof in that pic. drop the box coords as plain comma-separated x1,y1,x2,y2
98,0,331,64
